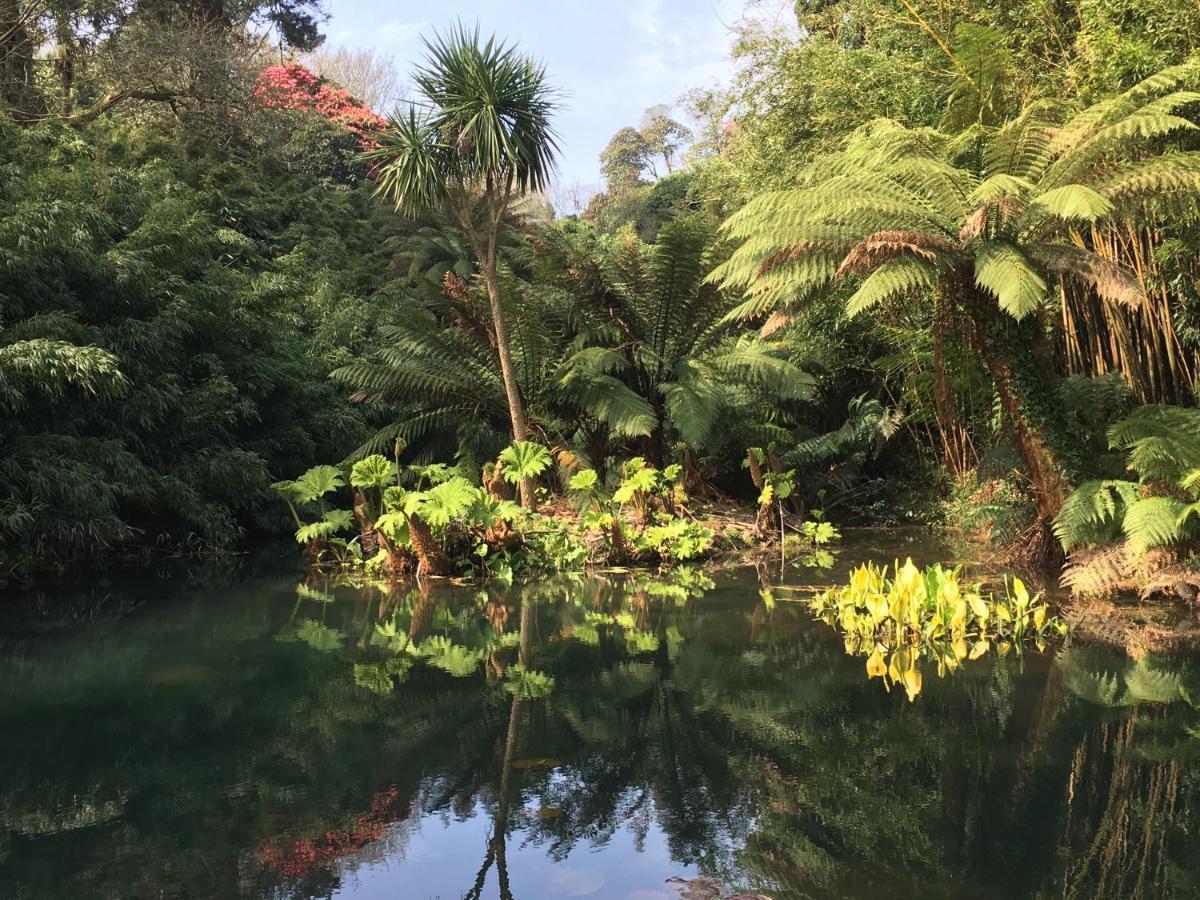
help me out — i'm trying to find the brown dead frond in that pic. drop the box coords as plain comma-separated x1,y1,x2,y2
760,311,794,336
756,240,847,277
836,230,957,277
960,196,1024,242
1063,544,1136,597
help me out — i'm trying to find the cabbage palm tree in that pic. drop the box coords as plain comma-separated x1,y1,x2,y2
332,264,653,467
365,25,560,506
714,65,1200,526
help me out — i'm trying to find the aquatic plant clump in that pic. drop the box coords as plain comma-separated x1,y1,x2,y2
810,559,1068,700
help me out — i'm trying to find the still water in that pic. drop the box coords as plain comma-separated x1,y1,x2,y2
1,531,1198,899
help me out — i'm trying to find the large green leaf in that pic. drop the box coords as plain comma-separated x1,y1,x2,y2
498,441,553,483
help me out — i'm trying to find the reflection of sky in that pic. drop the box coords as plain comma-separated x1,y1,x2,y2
332,799,693,899
320,0,745,193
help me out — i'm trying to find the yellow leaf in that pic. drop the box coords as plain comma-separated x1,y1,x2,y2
968,594,988,621
866,648,887,678
969,640,990,660
1012,577,1029,608
866,592,889,623
953,637,969,660
1033,606,1046,630
901,663,923,701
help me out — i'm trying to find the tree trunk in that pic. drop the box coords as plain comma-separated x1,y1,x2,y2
932,290,971,477
984,353,1070,523
480,256,535,508
407,513,452,577
963,285,1070,528
1,0,46,121
53,13,75,113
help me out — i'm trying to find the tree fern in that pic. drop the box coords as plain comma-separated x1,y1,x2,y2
1123,496,1196,553
1053,480,1140,550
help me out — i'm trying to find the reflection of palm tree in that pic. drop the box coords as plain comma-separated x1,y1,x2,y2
465,598,533,900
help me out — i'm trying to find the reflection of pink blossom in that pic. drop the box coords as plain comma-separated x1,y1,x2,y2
258,786,408,878
253,63,386,148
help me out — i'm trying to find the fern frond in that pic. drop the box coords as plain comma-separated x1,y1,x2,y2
1108,406,1200,482
845,258,937,317
660,365,724,449
1053,479,1139,550
983,99,1063,180
970,173,1035,203
1123,496,1194,553
973,241,1047,319
708,340,815,400
1022,184,1114,225
1028,245,1146,308
1045,112,1198,188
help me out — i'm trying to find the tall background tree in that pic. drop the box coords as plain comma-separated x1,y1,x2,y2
367,25,560,507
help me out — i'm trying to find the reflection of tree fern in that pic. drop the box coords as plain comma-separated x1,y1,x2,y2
1060,645,1195,707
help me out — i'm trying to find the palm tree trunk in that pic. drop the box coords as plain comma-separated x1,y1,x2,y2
480,256,535,508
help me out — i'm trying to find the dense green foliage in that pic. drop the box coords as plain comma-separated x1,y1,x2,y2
0,96,402,573
4,0,1200,594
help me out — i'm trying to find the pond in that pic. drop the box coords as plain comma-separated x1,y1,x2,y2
1,530,1198,899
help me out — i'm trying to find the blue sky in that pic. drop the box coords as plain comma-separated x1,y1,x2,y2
322,0,746,198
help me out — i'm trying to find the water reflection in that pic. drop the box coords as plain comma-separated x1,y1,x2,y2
1,554,1199,898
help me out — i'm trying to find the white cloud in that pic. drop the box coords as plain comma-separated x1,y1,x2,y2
377,20,429,44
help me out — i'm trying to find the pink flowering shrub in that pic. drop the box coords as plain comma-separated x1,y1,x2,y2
254,63,386,147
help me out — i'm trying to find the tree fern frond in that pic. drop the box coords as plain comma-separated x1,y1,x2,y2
1045,112,1198,188
708,340,815,401
1053,479,1139,550
1121,64,1199,103
1095,153,1200,203
1022,183,1114,224
660,364,724,449
941,23,1014,132
1108,406,1200,482
970,173,1035,204
973,241,1047,319
983,99,1063,180
1123,496,1194,553
837,230,958,277
845,258,937,317
1027,245,1146,308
